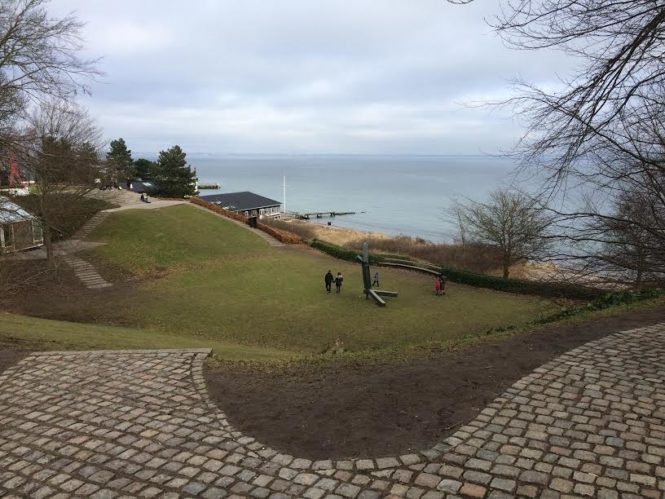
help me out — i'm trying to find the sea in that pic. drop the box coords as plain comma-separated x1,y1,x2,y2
190,154,521,243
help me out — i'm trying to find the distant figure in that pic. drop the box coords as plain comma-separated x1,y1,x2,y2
335,272,344,293
434,276,442,296
324,270,334,294
140,193,145,202
372,271,380,287
144,193,150,203
439,274,447,295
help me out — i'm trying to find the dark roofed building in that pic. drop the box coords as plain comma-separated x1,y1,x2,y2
200,191,281,218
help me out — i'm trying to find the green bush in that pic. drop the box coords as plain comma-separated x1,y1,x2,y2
536,288,665,324
311,239,378,263
311,238,604,300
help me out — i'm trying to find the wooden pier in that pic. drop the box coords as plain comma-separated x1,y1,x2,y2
197,182,220,190
297,211,356,220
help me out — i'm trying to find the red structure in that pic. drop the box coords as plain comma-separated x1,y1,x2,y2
8,153,24,187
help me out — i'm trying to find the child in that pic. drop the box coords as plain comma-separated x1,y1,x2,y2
335,272,344,293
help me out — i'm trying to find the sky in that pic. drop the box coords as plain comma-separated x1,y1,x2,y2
49,0,575,156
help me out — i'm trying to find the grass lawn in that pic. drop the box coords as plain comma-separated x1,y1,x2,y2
42,203,554,359
0,313,292,361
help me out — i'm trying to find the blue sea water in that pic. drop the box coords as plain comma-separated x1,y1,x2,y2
190,155,519,242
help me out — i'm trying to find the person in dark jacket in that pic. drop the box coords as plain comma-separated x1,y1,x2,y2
335,272,344,293
324,270,334,293
372,271,380,287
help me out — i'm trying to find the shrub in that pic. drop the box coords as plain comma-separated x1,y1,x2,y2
313,238,603,300
191,196,246,222
536,288,665,323
344,236,503,273
256,222,302,244
262,218,317,240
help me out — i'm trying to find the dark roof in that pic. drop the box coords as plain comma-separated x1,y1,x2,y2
200,191,281,212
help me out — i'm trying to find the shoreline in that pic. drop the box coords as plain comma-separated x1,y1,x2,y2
279,218,566,282
281,218,391,246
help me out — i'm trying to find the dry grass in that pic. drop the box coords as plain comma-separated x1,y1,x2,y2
263,218,318,240
344,236,504,273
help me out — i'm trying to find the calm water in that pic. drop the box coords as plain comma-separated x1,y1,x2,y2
190,155,518,242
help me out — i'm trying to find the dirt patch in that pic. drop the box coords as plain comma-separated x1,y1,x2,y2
0,348,29,375
204,305,665,460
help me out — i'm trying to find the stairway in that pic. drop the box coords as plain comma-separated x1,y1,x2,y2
62,255,113,289
73,211,109,240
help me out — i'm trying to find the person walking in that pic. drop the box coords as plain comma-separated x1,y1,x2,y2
324,270,334,293
434,276,442,296
335,272,344,293
372,271,380,287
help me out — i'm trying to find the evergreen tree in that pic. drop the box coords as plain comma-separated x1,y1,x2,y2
155,145,197,197
106,138,134,180
133,158,157,180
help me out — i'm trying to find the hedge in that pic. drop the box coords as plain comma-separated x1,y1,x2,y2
536,288,665,324
191,196,246,222
311,238,604,300
255,222,302,244
191,197,302,244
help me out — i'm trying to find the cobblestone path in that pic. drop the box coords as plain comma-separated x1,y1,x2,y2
1,324,664,498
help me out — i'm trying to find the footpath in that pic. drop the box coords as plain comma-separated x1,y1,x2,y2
0,324,664,497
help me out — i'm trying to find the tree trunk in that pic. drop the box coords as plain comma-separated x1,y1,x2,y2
44,225,54,268
502,255,510,279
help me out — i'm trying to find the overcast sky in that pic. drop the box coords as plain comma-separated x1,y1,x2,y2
49,0,574,156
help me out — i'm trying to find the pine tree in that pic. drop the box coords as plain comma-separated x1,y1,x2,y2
106,138,134,180
133,158,157,180
155,145,197,197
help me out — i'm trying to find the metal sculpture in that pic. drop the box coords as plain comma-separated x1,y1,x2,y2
357,242,398,306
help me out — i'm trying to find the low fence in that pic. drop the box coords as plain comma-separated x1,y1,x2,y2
190,197,302,244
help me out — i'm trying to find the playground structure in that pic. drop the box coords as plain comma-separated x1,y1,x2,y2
357,242,398,307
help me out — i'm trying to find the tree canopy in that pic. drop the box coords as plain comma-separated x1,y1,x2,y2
154,145,197,198
0,0,98,133
106,138,134,180
453,190,551,279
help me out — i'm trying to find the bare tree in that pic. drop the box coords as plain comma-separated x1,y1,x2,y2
445,1,665,183
453,190,551,278
0,0,98,129
17,99,101,264
543,98,665,286
447,1,665,286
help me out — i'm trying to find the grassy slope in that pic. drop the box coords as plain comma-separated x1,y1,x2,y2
75,204,555,356
0,313,293,361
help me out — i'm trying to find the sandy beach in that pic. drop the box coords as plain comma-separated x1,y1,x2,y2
279,218,390,246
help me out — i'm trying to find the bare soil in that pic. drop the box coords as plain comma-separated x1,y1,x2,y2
204,305,665,460
0,346,29,375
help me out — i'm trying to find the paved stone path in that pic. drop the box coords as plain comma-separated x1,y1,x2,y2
0,324,664,498
62,200,187,288
62,254,113,289
73,211,110,240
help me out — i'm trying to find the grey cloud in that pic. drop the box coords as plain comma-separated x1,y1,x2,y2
50,0,576,154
